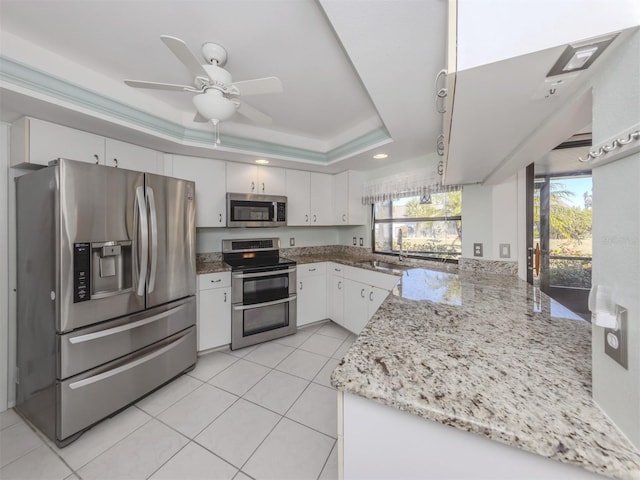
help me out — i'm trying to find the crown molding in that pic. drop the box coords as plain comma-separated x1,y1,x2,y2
0,56,391,164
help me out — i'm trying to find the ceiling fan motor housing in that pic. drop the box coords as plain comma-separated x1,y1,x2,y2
202,42,228,67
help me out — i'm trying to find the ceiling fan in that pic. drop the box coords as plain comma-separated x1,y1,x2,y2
124,35,283,140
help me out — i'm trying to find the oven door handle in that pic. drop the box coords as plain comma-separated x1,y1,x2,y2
232,267,297,279
232,295,297,311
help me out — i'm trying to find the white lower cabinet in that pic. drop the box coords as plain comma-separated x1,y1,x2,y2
341,272,395,334
327,262,345,328
197,272,231,351
297,263,327,327
326,263,397,335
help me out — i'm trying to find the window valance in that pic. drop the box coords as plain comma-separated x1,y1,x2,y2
361,160,461,204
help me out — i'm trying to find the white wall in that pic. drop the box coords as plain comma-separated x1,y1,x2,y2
197,226,340,253
0,123,9,411
461,175,521,264
590,29,640,448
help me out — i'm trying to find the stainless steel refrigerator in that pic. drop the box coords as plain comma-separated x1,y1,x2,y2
15,158,197,446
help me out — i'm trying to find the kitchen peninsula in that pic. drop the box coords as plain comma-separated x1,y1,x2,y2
328,261,640,479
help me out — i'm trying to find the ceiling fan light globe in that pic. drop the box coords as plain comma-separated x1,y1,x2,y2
192,91,236,122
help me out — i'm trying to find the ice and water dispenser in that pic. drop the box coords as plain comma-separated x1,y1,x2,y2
73,241,133,302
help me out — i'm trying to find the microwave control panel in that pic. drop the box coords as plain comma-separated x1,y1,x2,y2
276,202,286,222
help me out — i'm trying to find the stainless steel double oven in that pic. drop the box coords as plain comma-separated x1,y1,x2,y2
222,239,296,349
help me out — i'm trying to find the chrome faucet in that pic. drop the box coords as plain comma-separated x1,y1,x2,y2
398,229,404,262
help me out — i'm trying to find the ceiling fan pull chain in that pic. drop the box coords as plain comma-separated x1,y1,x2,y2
213,120,221,145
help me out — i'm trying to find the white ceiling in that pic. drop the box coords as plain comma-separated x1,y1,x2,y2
0,0,446,173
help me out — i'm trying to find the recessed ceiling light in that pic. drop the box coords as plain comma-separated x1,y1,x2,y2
547,33,618,77
373,153,388,159
255,159,269,165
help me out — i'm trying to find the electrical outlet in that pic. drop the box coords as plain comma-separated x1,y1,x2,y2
605,306,628,369
353,237,357,246
359,237,364,247
473,243,483,257
289,237,295,246
499,243,511,258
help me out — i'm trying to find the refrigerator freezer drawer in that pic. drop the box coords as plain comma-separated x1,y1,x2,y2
59,296,196,379
57,326,196,441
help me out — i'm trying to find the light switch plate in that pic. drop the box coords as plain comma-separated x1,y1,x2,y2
353,237,357,246
473,243,483,257
604,305,627,369
499,243,511,258
289,237,295,246
359,237,364,247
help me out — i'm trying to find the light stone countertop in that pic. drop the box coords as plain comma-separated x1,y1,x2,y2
329,264,640,479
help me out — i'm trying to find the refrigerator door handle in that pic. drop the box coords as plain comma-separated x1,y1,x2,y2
135,186,148,297
146,186,158,294
68,303,187,344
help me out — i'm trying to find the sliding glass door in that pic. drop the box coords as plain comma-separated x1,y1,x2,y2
529,171,592,319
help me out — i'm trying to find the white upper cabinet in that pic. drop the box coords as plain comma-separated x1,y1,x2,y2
104,139,163,174
257,167,286,195
172,155,227,227
226,163,258,194
286,170,334,226
10,117,164,175
310,173,334,226
333,170,366,225
286,169,311,225
226,163,286,195
11,117,105,168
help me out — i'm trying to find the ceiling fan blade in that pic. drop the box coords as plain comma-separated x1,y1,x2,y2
160,35,209,79
124,79,192,91
236,101,273,125
193,112,209,123
229,77,283,96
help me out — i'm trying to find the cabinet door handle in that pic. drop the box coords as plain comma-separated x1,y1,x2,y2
113,158,118,168
342,214,346,222
251,181,255,192
224,292,227,302
334,268,341,272
305,214,309,223
262,182,265,193
299,281,303,291
313,214,317,223
338,281,342,290
211,279,221,283
360,288,365,298
369,291,373,301
308,268,316,272
219,213,222,223
94,154,100,164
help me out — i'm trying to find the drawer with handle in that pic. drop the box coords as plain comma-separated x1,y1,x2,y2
198,271,231,290
297,262,326,277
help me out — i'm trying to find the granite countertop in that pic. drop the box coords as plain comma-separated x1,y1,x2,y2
330,265,640,479
196,261,231,274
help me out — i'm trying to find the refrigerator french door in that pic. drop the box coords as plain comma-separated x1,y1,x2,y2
16,159,196,446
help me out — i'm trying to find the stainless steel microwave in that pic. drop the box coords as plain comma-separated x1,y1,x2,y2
226,193,287,227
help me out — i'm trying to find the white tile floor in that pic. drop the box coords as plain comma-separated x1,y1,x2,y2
0,321,356,480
